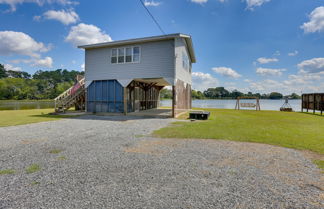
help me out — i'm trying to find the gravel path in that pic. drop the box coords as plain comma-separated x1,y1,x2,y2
0,115,323,209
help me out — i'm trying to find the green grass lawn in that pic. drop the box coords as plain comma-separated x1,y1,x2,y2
0,109,75,127
154,109,324,155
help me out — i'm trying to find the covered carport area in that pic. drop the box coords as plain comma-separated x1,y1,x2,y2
123,77,191,118
123,77,171,117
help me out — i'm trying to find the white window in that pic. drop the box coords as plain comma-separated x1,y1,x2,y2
182,51,190,71
118,48,125,63
126,47,132,63
111,49,117,63
133,47,140,63
111,46,141,64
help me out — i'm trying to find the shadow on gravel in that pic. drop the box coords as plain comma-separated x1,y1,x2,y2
30,114,171,122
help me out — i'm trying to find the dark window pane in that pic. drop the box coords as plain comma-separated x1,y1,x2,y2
126,48,132,56
133,47,140,54
118,48,124,56
118,56,124,63
112,49,117,56
126,56,132,62
111,57,117,63
118,48,125,63
133,54,140,62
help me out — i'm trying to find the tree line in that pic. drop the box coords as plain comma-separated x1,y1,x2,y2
0,64,84,100
1,63,301,101
160,87,301,100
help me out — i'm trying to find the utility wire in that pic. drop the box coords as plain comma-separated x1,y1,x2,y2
139,0,166,35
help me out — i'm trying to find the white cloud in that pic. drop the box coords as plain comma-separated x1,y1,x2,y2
244,71,324,94
247,79,285,93
283,71,324,94
297,57,324,73
65,23,112,47
0,0,77,12
31,56,53,68
245,0,271,10
33,15,41,21
144,1,161,7
273,50,280,56
192,72,219,91
256,67,286,76
212,67,242,79
191,0,208,4
288,50,298,56
81,63,85,71
257,57,278,64
0,31,50,58
10,56,53,68
301,7,324,33
43,9,79,25
4,64,22,71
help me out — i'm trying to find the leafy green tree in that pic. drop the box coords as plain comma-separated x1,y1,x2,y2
204,87,230,99
0,64,7,79
229,90,244,98
6,70,31,79
160,88,172,99
56,81,74,95
192,90,205,99
269,92,283,99
0,67,84,100
289,93,301,99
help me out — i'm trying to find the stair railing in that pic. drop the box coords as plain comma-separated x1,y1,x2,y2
54,78,85,112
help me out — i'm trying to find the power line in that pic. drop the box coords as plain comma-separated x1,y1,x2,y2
139,0,166,35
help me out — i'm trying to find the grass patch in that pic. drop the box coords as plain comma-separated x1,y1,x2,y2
26,164,41,174
0,169,15,175
31,181,40,185
154,109,324,154
158,106,171,109
313,160,324,172
0,109,76,127
57,156,66,160
49,149,62,154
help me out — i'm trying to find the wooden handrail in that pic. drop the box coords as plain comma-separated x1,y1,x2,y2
54,78,85,101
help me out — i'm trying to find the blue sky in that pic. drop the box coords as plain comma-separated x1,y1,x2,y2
0,0,323,94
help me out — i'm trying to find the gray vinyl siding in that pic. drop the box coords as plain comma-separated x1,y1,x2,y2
85,40,175,83
174,38,192,85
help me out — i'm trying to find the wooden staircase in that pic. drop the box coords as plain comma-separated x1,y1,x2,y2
54,77,86,113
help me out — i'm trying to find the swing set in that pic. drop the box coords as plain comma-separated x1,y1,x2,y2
235,97,261,111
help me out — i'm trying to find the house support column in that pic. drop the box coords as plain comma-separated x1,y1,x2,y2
172,85,176,118
123,87,127,115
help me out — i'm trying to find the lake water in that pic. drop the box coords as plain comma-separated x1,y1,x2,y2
0,99,302,111
160,99,302,111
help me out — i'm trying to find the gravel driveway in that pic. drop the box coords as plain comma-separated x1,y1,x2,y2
0,115,323,209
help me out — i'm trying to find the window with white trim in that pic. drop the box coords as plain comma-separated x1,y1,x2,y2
133,47,140,62
126,47,132,62
118,48,125,63
111,49,117,63
111,46,141,64
182,51,190,72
